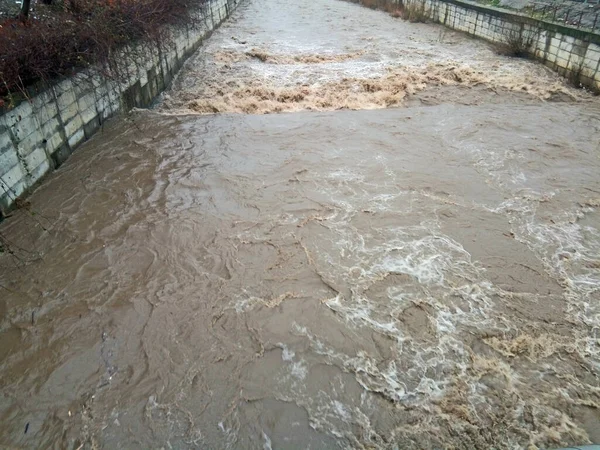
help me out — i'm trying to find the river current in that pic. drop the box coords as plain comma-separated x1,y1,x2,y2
1,0,600,448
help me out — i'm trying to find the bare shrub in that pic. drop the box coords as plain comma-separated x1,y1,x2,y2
361,0,384,10
342,0,409,19
495,28,534,57
400,1,429,22
567,59,586,89
380,0,399,13
0,0,206,102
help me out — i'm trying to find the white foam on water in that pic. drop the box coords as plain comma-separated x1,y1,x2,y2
289,360,309,380
262,431,273,450
218,128,596,447
324,294,400,335
279,343,296,361
332,400,352,421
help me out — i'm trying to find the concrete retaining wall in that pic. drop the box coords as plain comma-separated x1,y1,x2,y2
404,0,600,90
0,0,240,216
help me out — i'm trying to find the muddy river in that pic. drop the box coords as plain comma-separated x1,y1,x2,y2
1,0,600,448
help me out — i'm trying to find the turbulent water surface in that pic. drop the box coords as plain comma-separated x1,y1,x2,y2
1,0,600,448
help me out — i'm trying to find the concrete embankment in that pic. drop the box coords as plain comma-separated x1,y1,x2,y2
397,0,600,90
0,0,241,217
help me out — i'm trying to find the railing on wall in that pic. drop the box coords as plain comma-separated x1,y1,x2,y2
523,1,600,33
403,0,600,91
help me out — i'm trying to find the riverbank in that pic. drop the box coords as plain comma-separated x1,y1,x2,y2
348,0,600,92
0,0,241,218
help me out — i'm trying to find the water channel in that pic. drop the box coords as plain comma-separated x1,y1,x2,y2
1,0,600,448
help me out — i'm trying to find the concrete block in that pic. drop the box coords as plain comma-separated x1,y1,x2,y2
559,39,572,52
5,103,38,142
46,131,64,154
64,114,83,139
0,163,25,192
0,115,7,135
94,85,109,104
77,92,96,112
535,30,547,46
41,117,61,141
68,129,85,149
583,55,600,72
58,98,79,123
31,90,54,111
54,78,73,95
572,39,587,55
16,131,43,157
71,78,94,98
550,37,562,50
83,117,100,139
578,70,593,81
51,144,72,168
35,101,59,125
568,55,583,70
557,48,572,62
0,131,14,154
80,106,98,126
587,43,600,56
95,95,110,115
100,100,117,120
10,100,33,119
545,51,557,64
139,71,149,87
28,159,51,185
548,44,560,56
10,115,38,143
0,147,19,173
585,47,600,67
55,87,76,112
24,147,47,172
555,56,570,69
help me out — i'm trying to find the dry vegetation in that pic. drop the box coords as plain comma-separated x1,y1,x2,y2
0,0,206,103
398,1,429,22
350,0,429,22
494,28,534,57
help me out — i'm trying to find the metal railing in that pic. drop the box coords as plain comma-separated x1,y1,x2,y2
512,1,600,33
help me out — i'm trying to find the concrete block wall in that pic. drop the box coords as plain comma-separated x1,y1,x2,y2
0,0,240,216
404,0,600,91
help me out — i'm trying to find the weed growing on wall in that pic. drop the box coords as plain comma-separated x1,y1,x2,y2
494,28,535,57
400,1,429,22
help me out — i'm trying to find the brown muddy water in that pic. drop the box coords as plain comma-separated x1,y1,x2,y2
1,0,600,449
